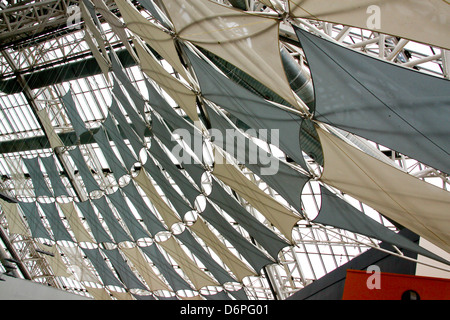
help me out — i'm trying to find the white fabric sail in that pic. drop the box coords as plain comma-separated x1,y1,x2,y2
288,0,450,49
59,245,100,283
0,199,30,237
114,0,190,82
36,108,64,149
58,201,95,243
133,38,199,123
317,126,450,253
158,236,220,290
163,0,299,108
189,217,256,282
212,151,301,242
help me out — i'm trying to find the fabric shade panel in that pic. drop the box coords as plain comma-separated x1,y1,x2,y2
102,248,149,291
82,247,125,289
59,245,100,283
85,286,112,300
107,188,154,240
75,200,114,244
91,196,133,243
135,0,172,29
79,0,109,62
22,157,52,198
61,90,88,140
163,0,299,108
58,201,94,243
120,179,169,235
114,0,190,82
120,246,171,292
68,147,100,195
294,27,450,175
133,38,199,124
18,201,53,241
133,168,181,229
36,243,72,278
103,114,138,170
148,138,201,206
93,126,128,182
83,29,111,83
36,108,64,149
199,201,274,274
0,199,30,237
108,97,144,158
175,228,236,285
208,178,290,261
189,217,256,282
288,0,450,50
158,236,220,290
316,126,450,253
139,243,194,291
39,201,74,242
111,76,148,139
206,103,309,215
40,155,69,197
108,49,146,117
212,151,301,243
141,155,193,220
315,185,450,265
183,46,308,170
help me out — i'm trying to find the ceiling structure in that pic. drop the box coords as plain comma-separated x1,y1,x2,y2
0,0,449,300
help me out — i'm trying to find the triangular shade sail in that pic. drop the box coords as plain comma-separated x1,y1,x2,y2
76,200,114,243
40,155,69,197
18,201,53,241
82,247,125,288
36,244,72,278
189,217,256,282
206,103,309,214
183,46,308,170
68,147,100,195
39,202,74,242
212,151,301,243
316,126,450,253
136,0,171,29
120,246,171,291
295,27,450,174
59,245,100,283
208,179,289,261
315,185,450,265
58,201,95,243
22,157,52,198
133,38,199,123
288,0,450,50
164,0,299,108
36,108,64,149
114,0,190,82
158,236,220,290
61,90,88,140
0,199,30,237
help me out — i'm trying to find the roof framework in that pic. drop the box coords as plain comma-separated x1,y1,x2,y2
0,0,448,300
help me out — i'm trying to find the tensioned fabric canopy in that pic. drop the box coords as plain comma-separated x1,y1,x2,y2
288,0,450,50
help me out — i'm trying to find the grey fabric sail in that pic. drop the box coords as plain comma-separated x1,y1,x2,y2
111,77,148,139
183,46,308,170
93,126,128,182
121,180,168,233
203,290,232,300
107,189,153,240
22,157,52,197
145,79,193,132
102,248,148,291
315,185,450,266
139,243,194,292
200,200,274,274
68,147,100,194
39,202,73,242
18,201,53,241
91,196,133,243
109,97,144,157
40,155,69,197
294,27,450,174
136,0,171,29
151,112,205,189
175,228,236,285
110,51,147,117
149,139,201,206
142,155,193,219
227,287,248,300
76,200,113,243
207,104,309,214
103,114,138,170
82,247,125,288
61,89,88,140
208,179,289,260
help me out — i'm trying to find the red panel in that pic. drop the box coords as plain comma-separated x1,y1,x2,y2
342,269,450,300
